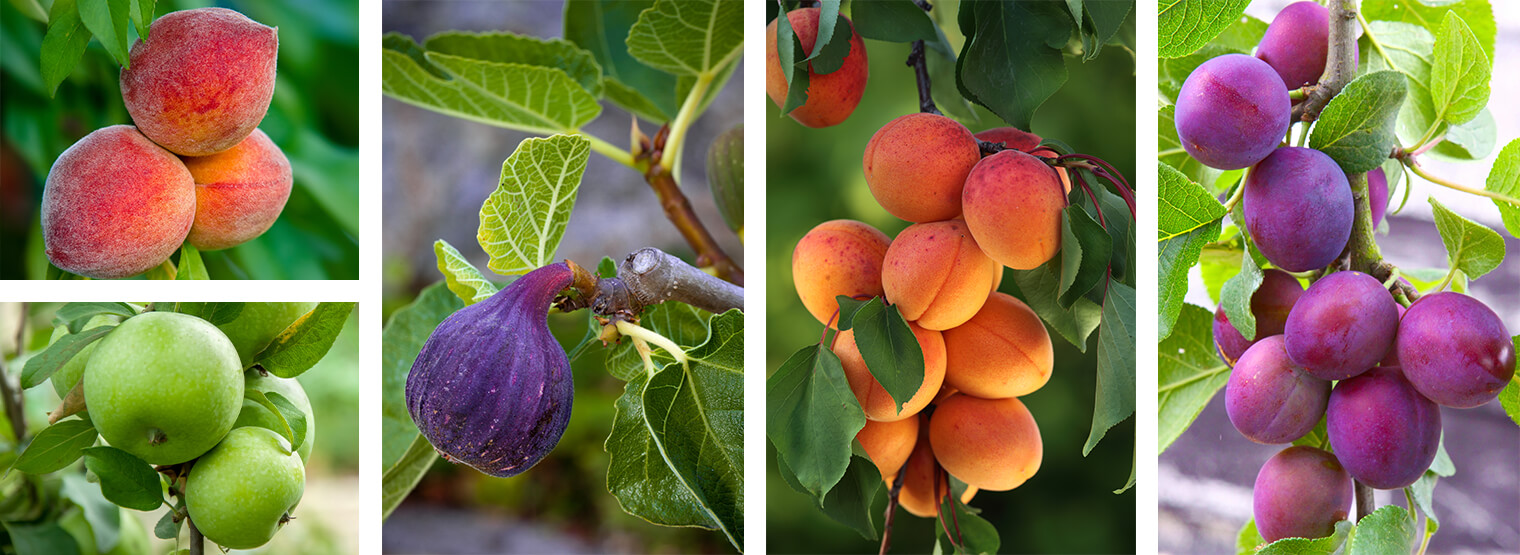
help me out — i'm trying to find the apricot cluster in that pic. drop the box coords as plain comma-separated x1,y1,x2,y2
790,116,1069,517
1217,271,1514,542
41,8,288,278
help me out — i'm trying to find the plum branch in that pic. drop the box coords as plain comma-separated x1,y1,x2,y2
636,125,744,284
559,247,743,319
1296,0,1359,123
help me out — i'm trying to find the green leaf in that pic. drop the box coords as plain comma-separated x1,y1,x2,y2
433,239,497,305
805,6,853,75
250,302,357,378
1159,104,1224,187
1364,0,1496,62
54,302,134,333
636,309,744,549
1218,243,1263,343
1291,417,1330,451
776,453,880,540
1159,304,1230,454
1345,505,1416,554
128,0,152,40
607,369,721,531
766,344,866,501
171,302,243,326
380,32,601,135
77,0,130,67
40,0,93,96
1309,71,1408,174
11,0,48,21
563,0,680,120
852,0,937,43
1362,21,1438,148
478,134,591,276
1256,520,1353,554
1428,12,1490,127
1158,161,1225,341
1157,0,1252,58
82,447,163,511
779,53,811,116
1084,280,1135,455
1237,519,1264,555
1432,107,1495,160
1059,204,1113,308
266,391,308,455
932,491,1001,554
21,325,114,389
1009,263,1103,351
176,244,208,280
243,390,298,448
59,473,120,553
425,31,602,97
954,0,1070,129
381,434,439,520
2,521,79,555
626,0,742,76
1485,138,1520,238
1072,0,1132,60
13,419,97,474
1429,197,1506,280
847,299,925,410
153,509,179,540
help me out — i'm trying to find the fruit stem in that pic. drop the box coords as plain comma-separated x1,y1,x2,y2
907,0,940,116
1354,480,1374,520
879,456,913,555
1298,0,1360,123
662,68,718,172
1404,157,1520,206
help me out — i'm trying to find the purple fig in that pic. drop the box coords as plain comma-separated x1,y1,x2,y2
406,262,575,477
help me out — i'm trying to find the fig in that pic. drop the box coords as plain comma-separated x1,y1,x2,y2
707,125,743,236
405,262,576,477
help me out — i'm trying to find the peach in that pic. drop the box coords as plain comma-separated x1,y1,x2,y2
121,8,278,156
929,395,1042,491
835,323,946,422
943,292,1054,398
863,113,982,222
881,220,997,330
791,220,891,328
181,129,292,250
41,126,195,278
856,416,918,479
962,150,1066,269
764,8,868,128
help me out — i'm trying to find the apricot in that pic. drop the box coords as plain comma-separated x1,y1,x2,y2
962,150,1066,270
41,125,195,278
863,113,982,222
929,395,1041,491
881,220,998,330
835,324,946,422
856,416,918,479
973,127,1042,152
791,220,891,328
942,292,1054,399
180,129,292,250
887,422,943,518
989,264,1004,294
764,8,867,128
121,8,278,156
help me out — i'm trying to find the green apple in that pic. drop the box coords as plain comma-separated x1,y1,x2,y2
185,427,305,550
234,369,316,461
59,505,152,555
48,314,122,399
217,302,317,367
84,312,243,465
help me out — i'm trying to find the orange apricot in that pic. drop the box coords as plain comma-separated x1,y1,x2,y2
856,416,918,479
942,292,1054,398
835,324,946,422
961,150,1066,270
764,8,868,128
881,220,997,330
929,395,1042,491
862,113,982,222
791,220,891,328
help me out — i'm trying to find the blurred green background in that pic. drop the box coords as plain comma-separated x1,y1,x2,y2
765,1,1137,552
0,0,359,280
0,303,360,553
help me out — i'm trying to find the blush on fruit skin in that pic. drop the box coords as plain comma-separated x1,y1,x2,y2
764,7,868,128
1213,269,1305,365
121,7,279,156
960,149,1066,270
1283,271,1400,381
1396,292,1517,408
1252,446,1352,543
42,125,196,279
790,220,891,329
1174,54,1291,170
862,113,982,223
182,129,293,251
1243,147,1354,273
1326,367,1441,490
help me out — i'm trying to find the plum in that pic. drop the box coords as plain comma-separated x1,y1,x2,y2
1226,336,1330,444
1243,147,1353,272
1174,54,1291,170
1253,446,1352,542
1326,367,1441,489
1284,271,1399,380
1213,269,1305,365
1396,292,1516,408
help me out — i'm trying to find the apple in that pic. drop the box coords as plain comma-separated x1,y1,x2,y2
84,312,243,465
234,369,316,461
185,427,305,550
217,302,317,367
48,314,122,399
59,505,152,555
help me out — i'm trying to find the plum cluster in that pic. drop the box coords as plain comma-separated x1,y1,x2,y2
51,303,317,548
1215,270,1514,542
790,115,1074,516
41,8,290,279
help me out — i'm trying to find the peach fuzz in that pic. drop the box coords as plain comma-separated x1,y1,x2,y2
863,113,982,223
121,8,278,156
882,220,997,330
791,220,891,328
42,125,195,279
835,324,946,422
962,149,1066,269
929,395,1042,491
182,129,292,250
943,292,1054,399
856,417,918,480
764,8,868,128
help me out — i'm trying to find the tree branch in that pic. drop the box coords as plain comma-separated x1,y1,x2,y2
1,303,28,442
189,517,205,555
879,456,913,555
560,248,743,318
1298,0,1359,122
639,125,743,285
907,41,939,115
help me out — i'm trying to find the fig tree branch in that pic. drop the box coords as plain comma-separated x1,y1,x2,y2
636,125,744,285
562,247,743,318
1298,0,1359,123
